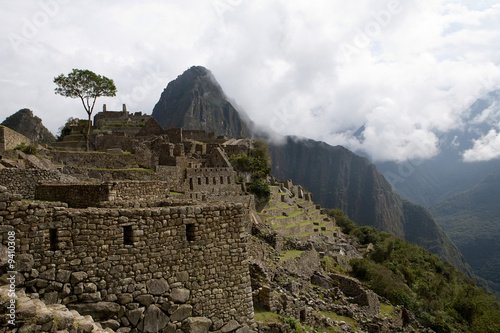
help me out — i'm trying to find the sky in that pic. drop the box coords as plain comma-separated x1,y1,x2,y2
1,0,500,163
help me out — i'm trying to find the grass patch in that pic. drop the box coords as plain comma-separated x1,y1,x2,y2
321,311,357,329
276,209,302,219
169,191,184,196
280,250,304,261
254,304,282,324
380,303,397,319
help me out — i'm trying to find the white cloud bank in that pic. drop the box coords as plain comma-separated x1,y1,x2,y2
1,0,500,162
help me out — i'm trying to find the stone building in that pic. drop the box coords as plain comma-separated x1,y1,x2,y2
0,185,255,332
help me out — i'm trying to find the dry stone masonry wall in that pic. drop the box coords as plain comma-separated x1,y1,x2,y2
35,181,169,208
0,186,255,332
0,169,61,199
0,126,34,154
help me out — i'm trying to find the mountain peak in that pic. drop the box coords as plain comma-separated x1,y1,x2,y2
1,108,55,145
152,66,249,138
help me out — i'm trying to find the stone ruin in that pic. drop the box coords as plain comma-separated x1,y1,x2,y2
0,184,255,332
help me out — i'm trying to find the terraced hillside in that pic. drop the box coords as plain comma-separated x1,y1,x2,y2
258,182,337,239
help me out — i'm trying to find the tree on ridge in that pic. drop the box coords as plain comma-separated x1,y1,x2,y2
53,69,117,151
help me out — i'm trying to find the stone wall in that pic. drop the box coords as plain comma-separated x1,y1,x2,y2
0,168,61,199
48,151,140,169
0,187,255,331
183,130,215,142
35,181,169,208
95,135,134,152
186,168,241,194
0,126,34,154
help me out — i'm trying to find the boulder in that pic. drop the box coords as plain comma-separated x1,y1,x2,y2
126,307,145,327
142,304,170,333
182,317,212,333
67,301,120,320
146,278,169,295
170,304,193,322
170,288,190,303
221,319,241,333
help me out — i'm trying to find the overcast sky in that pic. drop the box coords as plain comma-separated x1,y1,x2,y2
1,0,500,162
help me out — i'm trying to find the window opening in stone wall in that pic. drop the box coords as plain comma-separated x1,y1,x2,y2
213,177,216,184
227,176,231,184
190,178,194,190
186,223,195,242
123,226,133,245
220,176,224,184
206,177,209,185
198,177,201,185
49,228,58,250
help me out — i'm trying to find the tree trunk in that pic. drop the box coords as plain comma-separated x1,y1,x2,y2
86,113,91,151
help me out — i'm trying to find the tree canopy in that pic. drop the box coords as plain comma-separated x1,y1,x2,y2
53,69,116,150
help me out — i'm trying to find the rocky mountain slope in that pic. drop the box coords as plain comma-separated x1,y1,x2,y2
1,108,55,145
149,66,471,277
269,137,472,277
152,66,249,139
430,173,500,297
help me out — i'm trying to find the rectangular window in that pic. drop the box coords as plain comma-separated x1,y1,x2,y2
49,228,58,251
198,178,201,185
186,223,195,242
206,177,209,185
123,226,133,245
220,176,224,184
227,176,231,184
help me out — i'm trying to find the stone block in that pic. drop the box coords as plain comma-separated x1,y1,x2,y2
221,319,240,333
40,267,56,280
70,271,88,284
170,288,190,303
17,254,34,272
142,304,170,333
146,278,169,295
135,294,154,306
126,307,145,327
118,293,134,305
182,317,212,333
170,304,193,322
56,269,72,283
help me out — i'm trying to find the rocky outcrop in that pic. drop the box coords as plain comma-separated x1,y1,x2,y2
1,108,55,145
269,137,471,276
152,66,249,139
0,285,112,332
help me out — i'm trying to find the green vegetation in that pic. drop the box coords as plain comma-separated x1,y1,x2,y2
54,69,117,151
280,250,304,262
326,209,356,234
230,140,272,200
335,210,500,333
57,117,89,141
254,305,310,332
13,142,38,155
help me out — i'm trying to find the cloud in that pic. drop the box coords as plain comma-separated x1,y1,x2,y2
1,0,500,162
463,128,500,161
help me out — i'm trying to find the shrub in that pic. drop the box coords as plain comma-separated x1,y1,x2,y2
326,209,356,234
13,143,38,155
248,178,271,200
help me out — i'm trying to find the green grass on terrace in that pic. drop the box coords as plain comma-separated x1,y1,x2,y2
276,209,302,219
280,250,304,261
